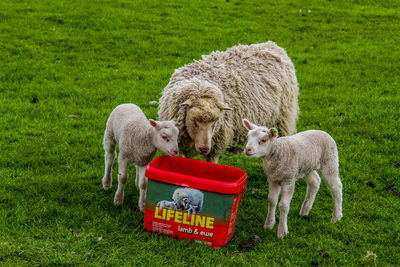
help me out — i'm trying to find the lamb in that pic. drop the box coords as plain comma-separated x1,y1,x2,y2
242,119,343,239
102,103,179,211
158,41,299,163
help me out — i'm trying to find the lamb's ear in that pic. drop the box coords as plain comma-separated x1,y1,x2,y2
149,119,158,128
243,119,256,131
270,128,279,138
179,99,192,109
216,101,233,111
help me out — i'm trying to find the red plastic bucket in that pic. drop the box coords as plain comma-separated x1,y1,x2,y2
144,156,247,247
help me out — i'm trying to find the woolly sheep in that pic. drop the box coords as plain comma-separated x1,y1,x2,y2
158,41,299,163
243,119,343,239
102,103,179,211
172,187,204,216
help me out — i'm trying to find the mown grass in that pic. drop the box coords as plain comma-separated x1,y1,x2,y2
1,0,399,265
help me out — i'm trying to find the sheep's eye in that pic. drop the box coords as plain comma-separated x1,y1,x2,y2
259,139,267,145
193,121,199,128
162,135,169,142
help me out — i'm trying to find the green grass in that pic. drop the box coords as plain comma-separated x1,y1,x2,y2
1,0,399,265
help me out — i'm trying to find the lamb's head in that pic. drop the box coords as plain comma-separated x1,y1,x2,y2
150,119,179,156
180,98,231,155
242,119,278,158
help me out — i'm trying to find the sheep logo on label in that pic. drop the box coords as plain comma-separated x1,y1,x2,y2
157,187,204,216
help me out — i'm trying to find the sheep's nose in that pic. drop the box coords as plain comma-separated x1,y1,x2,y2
199,146,210,155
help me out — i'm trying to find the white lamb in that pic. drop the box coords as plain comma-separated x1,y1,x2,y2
102,103,179,211
243,119,343,239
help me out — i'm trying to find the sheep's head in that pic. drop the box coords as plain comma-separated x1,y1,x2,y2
242,119,278,158
150,119,179,156
180,98,231,155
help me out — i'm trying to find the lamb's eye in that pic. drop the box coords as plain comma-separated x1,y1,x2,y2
259,139,267,145
162,135,169,142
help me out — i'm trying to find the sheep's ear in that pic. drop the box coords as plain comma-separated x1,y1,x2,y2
149,119,158,128
216,101,233,111
243,119,256,131
179,99,192,109
270,128,279,138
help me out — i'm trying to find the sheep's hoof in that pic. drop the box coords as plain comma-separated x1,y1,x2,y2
331,213,343,223
114,200,123,206
277,225,288,239
114,195,124,206
102,177,112,191
277,231,287,239
263,221,275,230
299,209,310,217
138,201,145,212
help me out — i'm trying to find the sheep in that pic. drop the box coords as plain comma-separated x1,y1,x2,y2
172,187,204,216
158,41,299,163
242,119,343,239
101,103,179,211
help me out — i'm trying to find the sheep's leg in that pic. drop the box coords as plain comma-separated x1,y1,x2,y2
264,181,281,230
207,153,221,164
277,116,296,137
137,165,148,212
135,168,139,190
102,133,116,191
277,183,295,239
114,155,129,205
300,171,321,216
321,169,343,223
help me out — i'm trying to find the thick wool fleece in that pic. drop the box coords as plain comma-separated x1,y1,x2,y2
159,41,299,161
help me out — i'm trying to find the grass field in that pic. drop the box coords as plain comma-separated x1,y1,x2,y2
1,0,399,265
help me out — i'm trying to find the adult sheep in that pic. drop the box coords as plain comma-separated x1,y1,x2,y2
158,41,299,163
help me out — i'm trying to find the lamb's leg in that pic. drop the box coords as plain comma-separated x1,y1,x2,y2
114,155,129,205
102,131,116,191
300,171,321,216
321,168,343,223
264,181,281,229
137,165,148,212
277,183,295,239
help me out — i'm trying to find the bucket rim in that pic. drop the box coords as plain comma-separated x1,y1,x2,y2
145,156,247,194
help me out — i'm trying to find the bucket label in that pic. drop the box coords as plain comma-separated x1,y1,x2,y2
145,179,238,246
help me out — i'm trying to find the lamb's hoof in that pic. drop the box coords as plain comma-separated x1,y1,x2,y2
264,221,275,230
331,213,343,223
102,177,112,191
277,225,288,239
114,195,123,206
138,202,145,213
299,208,310,217
277,231,287,239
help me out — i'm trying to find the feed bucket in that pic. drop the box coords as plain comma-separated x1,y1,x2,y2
144,156,247,247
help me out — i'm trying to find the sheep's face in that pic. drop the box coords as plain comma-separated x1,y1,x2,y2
150,120,179,156
185,101,220,156
242,119,278,158
172,190,189,210
180,97,231,156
